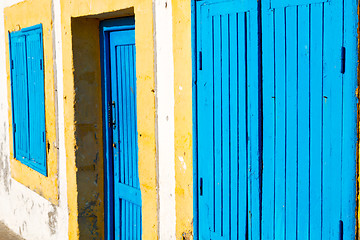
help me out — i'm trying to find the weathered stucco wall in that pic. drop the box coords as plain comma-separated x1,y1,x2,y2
0,0,69,239
172,0,194,239
70,17,105,239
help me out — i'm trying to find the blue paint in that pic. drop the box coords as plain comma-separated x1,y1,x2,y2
194,0,357,238
261,0,357,238
9,24,46,176
100,17,141,240
195,0,260,239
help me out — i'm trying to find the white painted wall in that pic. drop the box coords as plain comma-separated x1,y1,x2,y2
0,0,68,239
153,0,176,239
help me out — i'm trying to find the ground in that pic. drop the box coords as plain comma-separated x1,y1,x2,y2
0,222,23,240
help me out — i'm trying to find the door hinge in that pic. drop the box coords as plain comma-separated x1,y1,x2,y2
11,60,14,69
339,220,343,240
199,51,202,70
199,177,203,196
13,124,16,132
341,47,345,74
40,59,43,70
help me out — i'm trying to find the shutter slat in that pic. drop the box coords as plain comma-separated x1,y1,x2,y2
10,35,30,161
26,30,46,175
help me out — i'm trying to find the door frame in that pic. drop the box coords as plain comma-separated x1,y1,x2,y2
100,17,136,240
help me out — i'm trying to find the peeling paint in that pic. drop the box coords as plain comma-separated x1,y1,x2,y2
178,156,187,172
48,205,57,235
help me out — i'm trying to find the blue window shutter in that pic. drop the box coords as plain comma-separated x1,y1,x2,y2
10,24,46,176
26,28,47,175
10,35,30,162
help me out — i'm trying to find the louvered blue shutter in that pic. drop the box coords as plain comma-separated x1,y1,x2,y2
10,24,46,176
26,27,46,175
10,35,30,162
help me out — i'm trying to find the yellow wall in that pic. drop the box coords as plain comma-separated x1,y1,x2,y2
5,0,59,204
60,0,158,239
172,0,194,239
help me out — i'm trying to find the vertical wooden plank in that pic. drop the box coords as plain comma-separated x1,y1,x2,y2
110,40,120,239
132,46,138,189
131,203,133,239
124,46,133,239
128,46,135,188
247,9,260,239
309,4,323,239
121,200,125,240
139,206,142,238
11,35,30,161
126,201,129,239
117,46,125,189
342,0,357,234
274,8,286,240
261,0,276,237
136,206,139,239
213,14,222,235
284,6,298,240
323,0,342,237
126,46,132,187
221,14,230,238
229,12,239,240
297,5,310,240
27,31,46,173
197,5,215,237
119,46,126,240
138,205,141,239
237,12,248,239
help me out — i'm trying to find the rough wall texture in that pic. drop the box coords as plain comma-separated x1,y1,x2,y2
71,17,104,240
172,0,194,239
0,0,68,239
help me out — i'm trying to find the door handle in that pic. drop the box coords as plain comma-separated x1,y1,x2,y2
111,101,116,129
200,177,203,196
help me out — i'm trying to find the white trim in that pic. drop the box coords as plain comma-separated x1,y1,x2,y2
153,0,176,239
3,0,24,7
51,0,69,238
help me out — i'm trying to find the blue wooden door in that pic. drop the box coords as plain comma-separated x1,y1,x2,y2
261,0,357,238
196,0,261,239
196,0,357,238
109,28,142,240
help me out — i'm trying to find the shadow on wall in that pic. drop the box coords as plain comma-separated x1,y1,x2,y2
71,17,104,240
71,7,134,239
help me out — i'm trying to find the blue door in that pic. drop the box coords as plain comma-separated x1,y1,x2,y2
196,0,261,239
195,0,357,238
261,0,357,238
102,18,142,240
